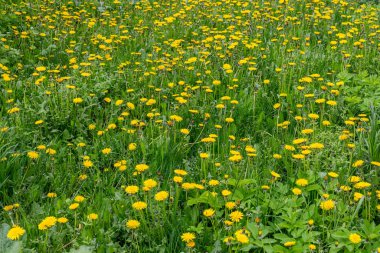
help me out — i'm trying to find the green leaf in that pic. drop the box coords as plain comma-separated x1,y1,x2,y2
187,191,222,208
246,223,258,239
351,196,364,221
337,71,354,82
240,244,254,251
263,245,274,253
210,240,222,253
231,190,244,201
227,178,255,187
69,245,94,253
305,184,321,191
261,238,277,244
331,230,349,240
273,233,292,242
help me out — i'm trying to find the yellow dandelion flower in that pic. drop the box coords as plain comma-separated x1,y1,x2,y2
57,217,68,223
27,151,39,159
181,232,196,243
125,185,139,194
69,203,79,210
132,201,147,210
292,188,302,195
284,241,296,247
203,208,215,217
87,213,98,220
270,171,281,178
229,211,244,222
320,200,335,211
83,160,93,168
295,178,308,186
349,233,361,244
101,148,112,154
135,164,149,173
154,191,169,201
126,219,140,229
7,225,25,240
73,97,83,104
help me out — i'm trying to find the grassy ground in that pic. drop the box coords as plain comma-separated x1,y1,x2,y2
0,0,380,252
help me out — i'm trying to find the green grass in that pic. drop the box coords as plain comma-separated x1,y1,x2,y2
0,0,380,252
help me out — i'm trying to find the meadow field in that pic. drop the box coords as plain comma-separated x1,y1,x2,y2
1,0,380,252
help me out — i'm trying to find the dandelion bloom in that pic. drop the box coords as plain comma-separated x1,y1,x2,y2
132,201,147,210
323,120,331,126
125,185,139,194
203,208,215,217
225,202,236,209
199,153,209,159
87,213,98,220
309,143,324,149
328,172,339,178
74,195,85,202
208,180,219,186
349,176,361,183
301,129,314,134
293,138,307,145
174,169,187,176
101,148,112,154
181,232,196,242
135,164,149,173
7,225,25,240
180,129,190,135
69,203,79,210
354,182,371,189
320,200,335,211
221,189,232,196
235,232,249,244
295,178,308,186
349,233,361,244
172,174,183,183
229,154,243,162
354,192,364,202
284,241,296,247
229,211,244,222
73,97,83,104
38,216,57,230
292,188,302,195
57,217,68,223
126,219,140,229
352,160,364,168
36,66,46,72
143,179,157,189
27,151,39,159
45,148,56,155
47,192,57,198
154,191,169,201
7,107,20,114
292,154,305,159
128,143,137,150
225,117,234,123
83,160,93,168
308,113,319,120
270,171,280,178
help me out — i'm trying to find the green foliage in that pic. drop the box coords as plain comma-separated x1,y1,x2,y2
0,0,379,252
